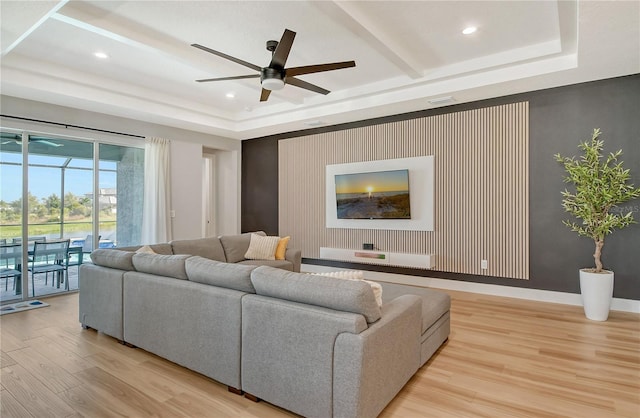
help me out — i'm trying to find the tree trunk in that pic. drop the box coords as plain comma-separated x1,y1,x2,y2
593,238,604,272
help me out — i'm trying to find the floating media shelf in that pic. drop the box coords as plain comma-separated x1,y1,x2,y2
319,247,434,269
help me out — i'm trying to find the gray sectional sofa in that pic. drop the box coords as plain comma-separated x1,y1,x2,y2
79,232,450,418
117,231,302,272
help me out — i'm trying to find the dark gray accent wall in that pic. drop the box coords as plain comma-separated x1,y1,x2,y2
242,74,640,300
528,75,640,299
241,137,279,235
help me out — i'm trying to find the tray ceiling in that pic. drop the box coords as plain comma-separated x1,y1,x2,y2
1,1,638,140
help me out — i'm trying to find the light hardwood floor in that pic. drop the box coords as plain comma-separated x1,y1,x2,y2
1,290,638,418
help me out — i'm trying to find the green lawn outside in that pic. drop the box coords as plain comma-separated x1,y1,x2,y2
0,221,115,239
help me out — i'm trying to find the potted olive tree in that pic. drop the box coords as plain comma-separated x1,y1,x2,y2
555,128,640,321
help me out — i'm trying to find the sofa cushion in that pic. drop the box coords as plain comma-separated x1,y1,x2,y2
116,243,173,255
90,249,135,271
219,231,265,263
171,237,226,262
250,266,381,323
238,259,294,271
314,270,383,308
244,234,280,261
379,282,451,334
185,256,257,293
132,253,190,280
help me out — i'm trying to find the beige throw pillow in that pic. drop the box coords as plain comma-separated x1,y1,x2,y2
244,234,280,260
136,245,157,254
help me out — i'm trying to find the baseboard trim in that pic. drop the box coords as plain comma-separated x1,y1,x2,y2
302,264,640,314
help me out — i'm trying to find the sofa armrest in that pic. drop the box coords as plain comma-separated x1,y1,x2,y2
284,248,302,272
241,295,367,418
333,294,422,418
79,264,125,340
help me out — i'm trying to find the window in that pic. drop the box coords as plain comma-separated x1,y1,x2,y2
0,131,144,302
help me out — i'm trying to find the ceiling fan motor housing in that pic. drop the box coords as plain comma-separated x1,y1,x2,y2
261,67,285,90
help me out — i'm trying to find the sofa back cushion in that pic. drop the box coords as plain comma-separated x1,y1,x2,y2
90,249,135,271
313,271,383,308
185,256,257,293
250,266,381,323
116,243,173,255
238,259,293,271
170,237,226,262
132,253,190,280
219,231,265,263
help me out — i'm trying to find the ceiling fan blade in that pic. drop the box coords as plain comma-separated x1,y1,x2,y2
191,43,261,72
260,88,272,102
28,138,63,147
38,140,63,147
285,61,356,77
286,77,330,95
269,29,296,69
196,74,260,83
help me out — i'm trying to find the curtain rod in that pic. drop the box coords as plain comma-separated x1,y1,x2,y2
0,114,145,139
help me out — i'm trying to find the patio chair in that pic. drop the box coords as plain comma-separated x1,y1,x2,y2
66,234,99,285
0,243,21,292
12,236,46,245
0,239,7,267
82,234,101,255
28,239,69,297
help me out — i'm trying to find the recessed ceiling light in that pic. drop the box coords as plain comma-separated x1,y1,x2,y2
305,120,325,127
462,26,477,35
225,92,235,99
94,52,109,59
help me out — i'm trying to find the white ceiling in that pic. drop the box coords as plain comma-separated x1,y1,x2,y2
1,1,638,140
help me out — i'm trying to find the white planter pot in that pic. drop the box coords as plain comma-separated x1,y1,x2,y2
579,269,614,321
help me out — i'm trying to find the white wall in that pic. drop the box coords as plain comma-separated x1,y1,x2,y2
168,141,242,239
213,149,240,236
0,95,240,150
170,140,203,240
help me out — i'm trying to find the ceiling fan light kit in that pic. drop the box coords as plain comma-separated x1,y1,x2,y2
262,78,285,91
260,67,285,91
192,28,355,101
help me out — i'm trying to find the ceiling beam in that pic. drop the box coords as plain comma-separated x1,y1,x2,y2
320,1,424,79
1,0,69,57
51,10,188,64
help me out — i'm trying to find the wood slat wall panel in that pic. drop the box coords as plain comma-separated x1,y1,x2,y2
279,102,529,279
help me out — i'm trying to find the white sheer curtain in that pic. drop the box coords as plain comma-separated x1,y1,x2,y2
141,137,172,244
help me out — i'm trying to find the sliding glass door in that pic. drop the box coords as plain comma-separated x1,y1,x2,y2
0,131,144,303
26,136,93,297
27,137,94,240
0,132,24,301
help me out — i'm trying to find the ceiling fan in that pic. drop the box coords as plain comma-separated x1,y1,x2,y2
192,29,356,102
